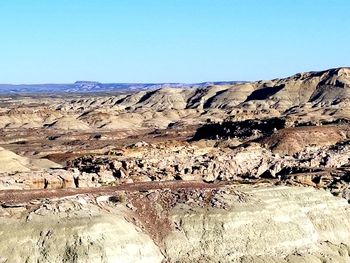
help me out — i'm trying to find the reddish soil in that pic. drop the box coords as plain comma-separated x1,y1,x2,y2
0,180,224,205
0,125,198,164
262,125,350,155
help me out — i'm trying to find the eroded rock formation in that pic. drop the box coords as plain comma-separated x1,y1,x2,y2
0,68,349,262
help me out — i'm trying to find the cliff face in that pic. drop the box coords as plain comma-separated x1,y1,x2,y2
1,185,350,263
165,186,350,262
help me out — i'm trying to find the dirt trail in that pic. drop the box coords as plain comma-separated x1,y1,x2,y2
0,180,224,205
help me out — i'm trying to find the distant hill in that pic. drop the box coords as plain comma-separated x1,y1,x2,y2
0,81,242,94
0,67,349,130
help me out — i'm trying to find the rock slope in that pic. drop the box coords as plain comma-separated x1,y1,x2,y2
165,186,350,263
0,196,163,263
0,147,61,173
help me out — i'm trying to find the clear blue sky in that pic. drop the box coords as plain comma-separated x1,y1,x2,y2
0,0,349,84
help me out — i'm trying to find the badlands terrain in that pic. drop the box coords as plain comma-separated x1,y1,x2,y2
0,67,350,262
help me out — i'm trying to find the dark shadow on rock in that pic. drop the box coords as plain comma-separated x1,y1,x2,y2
245,84,285,101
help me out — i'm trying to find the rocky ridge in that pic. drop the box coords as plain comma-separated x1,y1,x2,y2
0,67,349,131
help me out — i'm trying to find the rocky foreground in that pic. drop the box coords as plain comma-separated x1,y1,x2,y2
1,185,350,262
0,68,349,262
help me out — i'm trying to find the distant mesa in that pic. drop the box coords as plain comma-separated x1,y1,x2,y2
0,80,242,94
